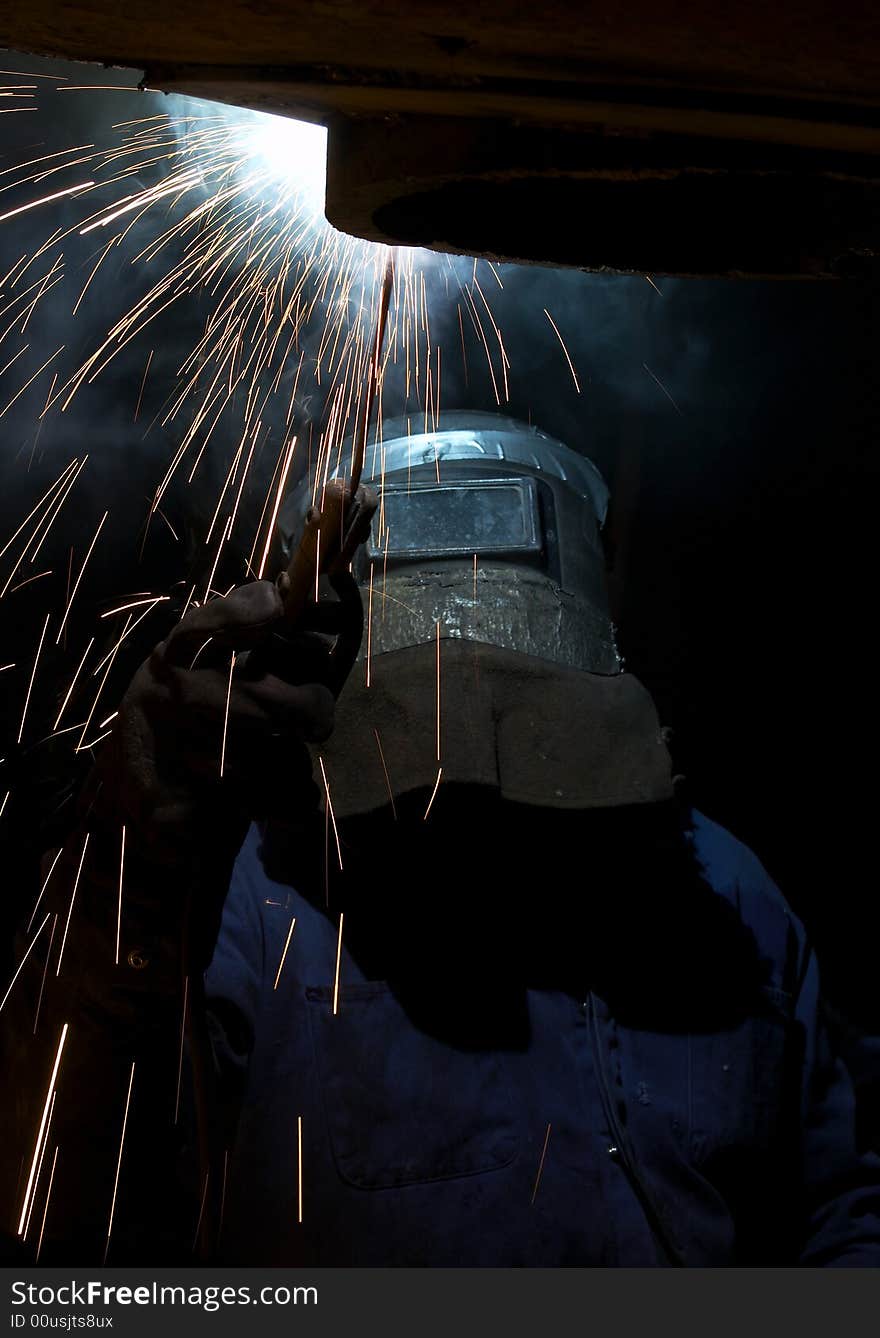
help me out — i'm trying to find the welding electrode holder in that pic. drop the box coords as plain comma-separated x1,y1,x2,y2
240,479,379,700
279,478,379,693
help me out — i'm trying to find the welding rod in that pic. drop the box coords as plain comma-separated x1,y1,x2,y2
279,251,393,623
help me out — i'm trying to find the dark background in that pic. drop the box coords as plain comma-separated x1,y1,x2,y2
0,54,877,1026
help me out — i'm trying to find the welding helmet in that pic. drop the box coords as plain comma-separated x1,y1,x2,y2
278,411,621,675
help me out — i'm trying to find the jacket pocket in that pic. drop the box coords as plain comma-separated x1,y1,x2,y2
687,986,795,1164
306,982,519,1189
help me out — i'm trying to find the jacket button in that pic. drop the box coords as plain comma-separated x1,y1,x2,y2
126,948,149,970
607,1145,620,1160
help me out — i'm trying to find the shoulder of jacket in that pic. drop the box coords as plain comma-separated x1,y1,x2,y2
686,807,807,964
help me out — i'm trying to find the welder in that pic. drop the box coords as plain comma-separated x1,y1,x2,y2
3,412,880,1266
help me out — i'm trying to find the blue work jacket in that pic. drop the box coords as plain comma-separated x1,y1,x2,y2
205,809,880,1266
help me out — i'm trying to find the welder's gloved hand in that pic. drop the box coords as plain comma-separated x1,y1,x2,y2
96,580,336,868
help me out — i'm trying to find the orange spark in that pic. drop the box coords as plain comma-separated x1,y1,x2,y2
174,977,189,1125
72,235,119,317
366,562,374,687
76,615,129,751
0,460,77,565
0,345,64,419
220,1150,229,1241
297,1115,303,1223
318,755,343,870
435,620,441,762
332,912,344,1016
133,347,152,420
17,611,50,744
23,1091,56,1241
56,509,108,644
423,766,443,821
642,362,683,416
52,636,94,730
381,526,391,624
56,832,89,977
273,915,297,991
24,457,88,566
0,344,29,379
115,826,125,966
373,728,396,818
104,1061,135,1264
0,180,94,226
531,1122,552,1204
35,1146,59,1262
91,600,163,674
33,914,58,1036
8,569,51,594
0,912,50,1016
27,848,64,934
543,310,581,393
220,651,236,777
193,1172,211,1255
18,1021,68,1235
256,435,296,579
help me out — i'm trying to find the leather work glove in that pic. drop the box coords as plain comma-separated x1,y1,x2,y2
99,580,335,846
86,578,350,970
